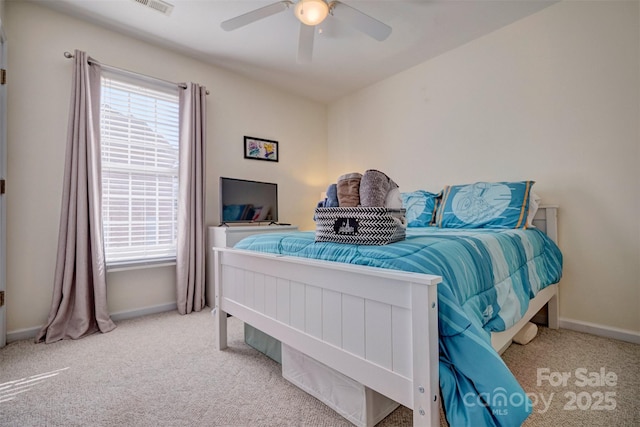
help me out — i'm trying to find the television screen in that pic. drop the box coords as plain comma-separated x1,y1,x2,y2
220,177,278,224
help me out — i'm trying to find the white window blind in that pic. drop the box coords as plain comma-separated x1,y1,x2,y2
100,73,180,267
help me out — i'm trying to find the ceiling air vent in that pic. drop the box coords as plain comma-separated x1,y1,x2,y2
131,0,174,16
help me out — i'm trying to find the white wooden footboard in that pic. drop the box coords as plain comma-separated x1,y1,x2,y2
214,248,442,426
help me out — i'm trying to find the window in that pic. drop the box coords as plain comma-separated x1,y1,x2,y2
100,73,180,267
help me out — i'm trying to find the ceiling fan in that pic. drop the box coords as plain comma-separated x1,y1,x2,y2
220,0,392,63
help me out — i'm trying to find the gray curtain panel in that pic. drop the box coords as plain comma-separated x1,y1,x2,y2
36,50,116,343
176,83,207,315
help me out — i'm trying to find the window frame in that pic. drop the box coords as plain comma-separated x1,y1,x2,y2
99,71,180,269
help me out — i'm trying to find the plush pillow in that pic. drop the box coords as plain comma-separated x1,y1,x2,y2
526,190,541,228
435,181,534,229
401,190,439,227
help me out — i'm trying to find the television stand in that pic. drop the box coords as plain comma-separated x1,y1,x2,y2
206,224,298,307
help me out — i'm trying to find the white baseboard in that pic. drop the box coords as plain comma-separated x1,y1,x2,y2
6,326,40,343
559,317,640,345
110,302,177,322
6,302,177,344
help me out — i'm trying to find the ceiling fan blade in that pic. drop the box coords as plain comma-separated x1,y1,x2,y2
221,1,291,31
297,23,315,64
331,1,392,41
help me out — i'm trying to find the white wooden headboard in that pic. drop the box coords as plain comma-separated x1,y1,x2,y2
532,205,558,244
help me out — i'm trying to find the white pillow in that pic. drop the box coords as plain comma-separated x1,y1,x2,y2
527,191,541,227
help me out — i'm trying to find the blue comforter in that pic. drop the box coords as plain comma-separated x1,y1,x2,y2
235,227,563,426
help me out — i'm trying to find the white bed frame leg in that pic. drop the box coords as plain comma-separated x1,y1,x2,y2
547,292,559,330
216,308,228,350
411,282,440,427
214,249,228,350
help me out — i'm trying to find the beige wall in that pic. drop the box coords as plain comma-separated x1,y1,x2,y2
5,1,638,337
4,1,327,334
328,1,640,332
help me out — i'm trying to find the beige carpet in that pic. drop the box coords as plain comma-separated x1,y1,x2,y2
0,310,638,426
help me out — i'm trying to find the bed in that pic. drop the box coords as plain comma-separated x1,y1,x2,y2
213,205,562,426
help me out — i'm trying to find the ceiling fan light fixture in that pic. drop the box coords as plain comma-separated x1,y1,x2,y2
295,0,329,26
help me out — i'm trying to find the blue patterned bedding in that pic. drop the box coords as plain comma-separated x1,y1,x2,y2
235,227,563,427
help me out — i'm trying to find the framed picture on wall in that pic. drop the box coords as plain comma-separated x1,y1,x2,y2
244,136,279,162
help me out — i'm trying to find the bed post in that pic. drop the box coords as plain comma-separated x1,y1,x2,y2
411,281,440,427
542,205,558,245
540,205,560,330
214,249,227,350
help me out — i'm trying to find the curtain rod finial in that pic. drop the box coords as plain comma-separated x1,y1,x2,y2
64,51,74,58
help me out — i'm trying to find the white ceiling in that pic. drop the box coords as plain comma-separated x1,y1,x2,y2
37,0,556,103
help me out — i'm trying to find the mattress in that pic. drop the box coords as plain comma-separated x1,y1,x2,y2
236,227,562,336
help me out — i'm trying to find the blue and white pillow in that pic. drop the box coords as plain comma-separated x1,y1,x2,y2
401,190,439,227
435,181,534,229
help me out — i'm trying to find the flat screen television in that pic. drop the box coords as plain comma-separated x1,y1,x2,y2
219,177,278,224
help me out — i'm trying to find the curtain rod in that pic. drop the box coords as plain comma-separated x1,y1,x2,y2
63,51,209,95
